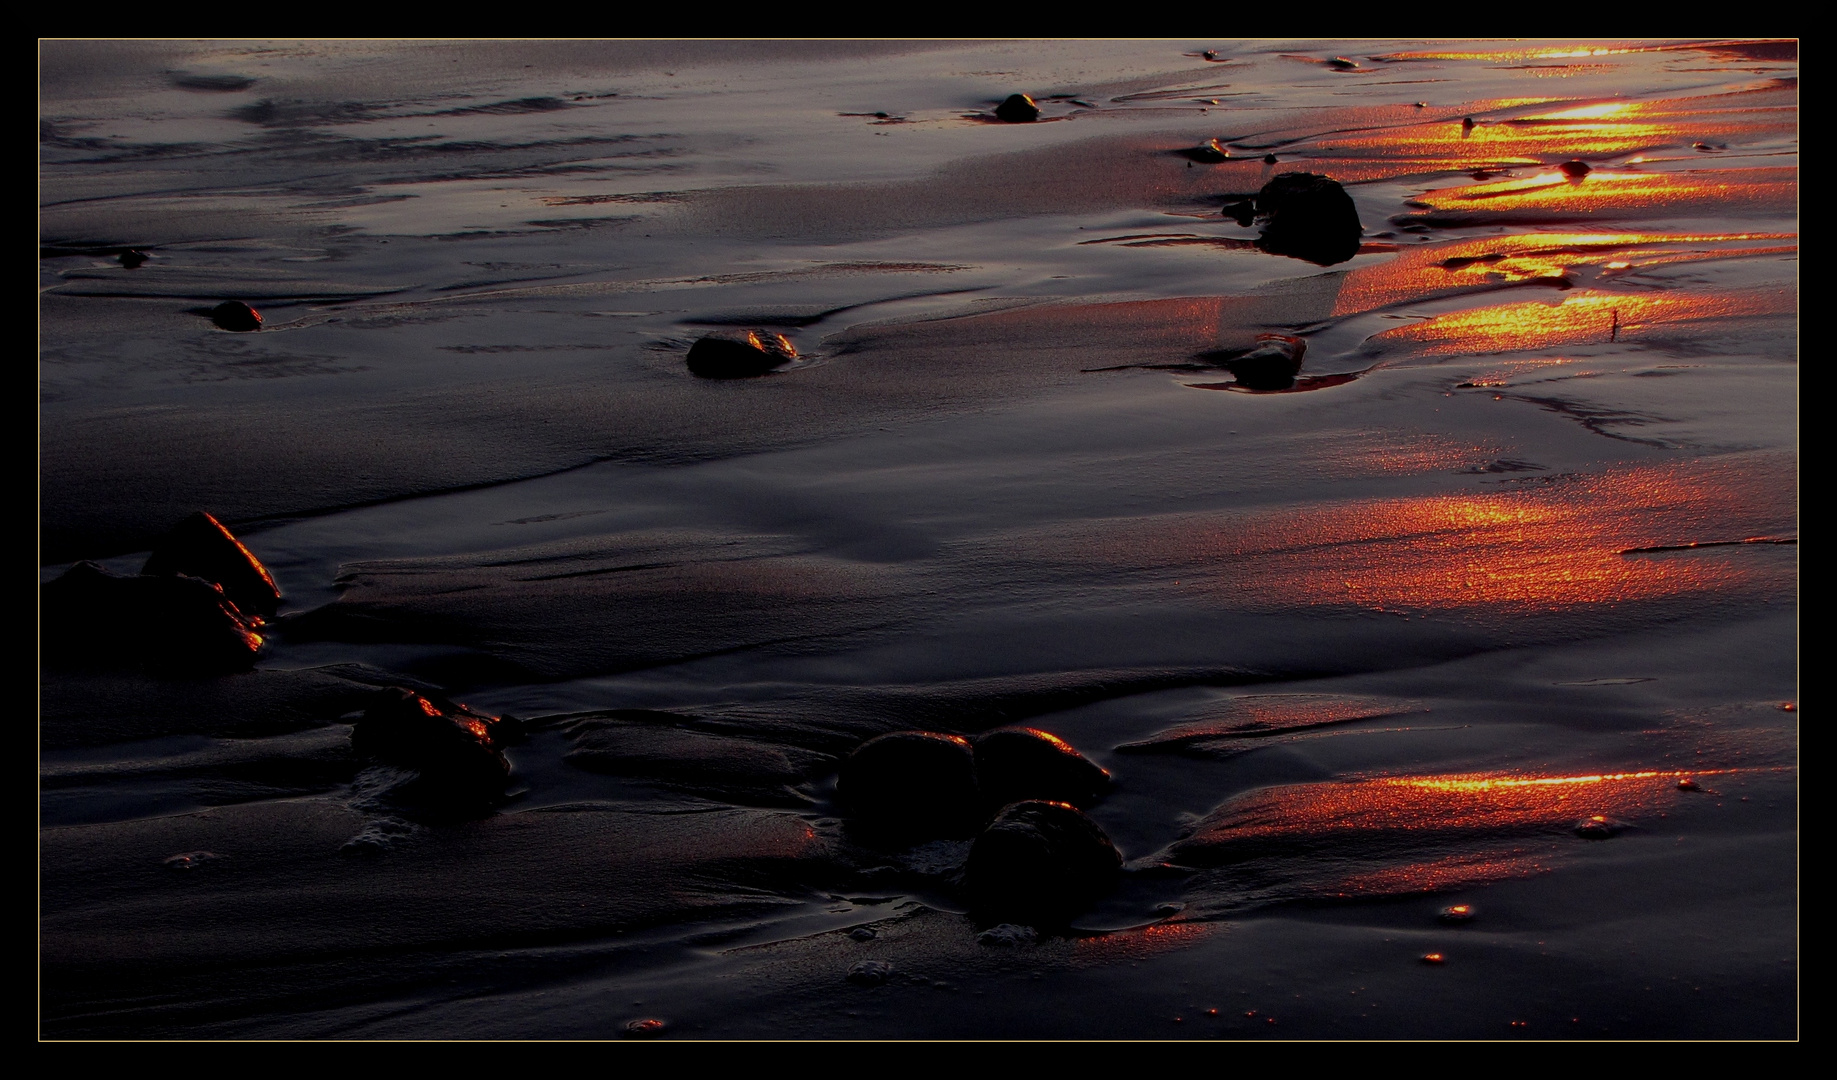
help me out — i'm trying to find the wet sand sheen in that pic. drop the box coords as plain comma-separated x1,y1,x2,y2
40,39,1795,1039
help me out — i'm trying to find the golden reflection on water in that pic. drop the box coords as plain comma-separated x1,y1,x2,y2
1367,287,1790,354
1403,166,1796,222
1075,458,1794,616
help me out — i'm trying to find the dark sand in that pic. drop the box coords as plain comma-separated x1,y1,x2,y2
41,39,1796,1039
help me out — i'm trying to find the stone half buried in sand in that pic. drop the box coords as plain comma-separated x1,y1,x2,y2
41,561,264,673
964,800,1123,926
973,728,1111,810
349,687,513,809
1175,139,1231,164
685,331,798,379
142,511,282,619
209,300,262,331
1253,172,1363,266
994,93,1040,123
835,730,981,839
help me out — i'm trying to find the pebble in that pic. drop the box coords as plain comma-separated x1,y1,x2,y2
973,728,1111,809
1177,139,1230,163
685,332,796,379
210,300,262,331
163,851,226,871
350,688,512,806
41,561,263,672
976,923,1040,947
1252,172,1362,266
964,800,1122,924
141,510,282,619
1559,159,1592,178
836,731,981,838
1573,815,1625,839
623,1018,668,1038
1438,904,1476,923
847,959,895,986
994,94,1040,123
1222,333,1308,391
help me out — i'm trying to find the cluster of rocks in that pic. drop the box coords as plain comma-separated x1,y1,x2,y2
42,511,281,672
836,728,1122,926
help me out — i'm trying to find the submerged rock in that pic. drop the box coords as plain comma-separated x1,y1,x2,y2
142,511,282,619
1253,173,1363,266
41,561,263,672
349,687,512,806
994,94,1040,123
964,800,1122,924
973,728,1111,809
210,300,262,331
1224,333,1308,391
836,731,980,838
685,331,797,379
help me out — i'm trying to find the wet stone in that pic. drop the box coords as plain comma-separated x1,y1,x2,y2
976,923,1039,947
964,800,1122,925
142,510,282,619
685,331,796,379
1222,333,1307,391
1559,159,1592,178
1438,904,1476,923
163,851,226,871
119,250,148,269
41,561,263,672
349,687,512,807
836,731,980,839
1177,139,1230,163
210,300,262,331
973,728,1111,809
623,1018,668,1038
848,927,878,942
1253,172,1363,266
994,93,1040,123
847,959,894,986
1573,815,1626,839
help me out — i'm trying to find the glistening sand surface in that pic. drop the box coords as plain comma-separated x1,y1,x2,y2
40,39,1796,1039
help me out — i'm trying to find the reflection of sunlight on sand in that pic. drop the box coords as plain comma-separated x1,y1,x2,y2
1334,232,1796,315
1066,458,1794,615
1401,167,1796,222
1367,288,1790,354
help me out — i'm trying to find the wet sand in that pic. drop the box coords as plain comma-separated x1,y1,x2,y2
40,40,1796,1039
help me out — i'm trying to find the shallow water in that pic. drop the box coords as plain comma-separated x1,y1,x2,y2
40,39,1796,1039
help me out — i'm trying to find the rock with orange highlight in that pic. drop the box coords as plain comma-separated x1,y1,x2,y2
209,300,262,331
41,561,263,672
350,687,512,806
686,332,796,379
973,728,1111,809
142,511,282,619
965,800,1122,924
836,731,980,838
1253,172,1363,266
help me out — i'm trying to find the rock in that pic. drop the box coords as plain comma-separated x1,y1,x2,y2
994,94,1040,123
973,728,1111,809
1572,814,1625,839
1253,172,1362,266
685,331,796,379
623,1018,668,1038
1176,139,1230,163
1223,333,1307,391
141,511,282,619
1327,57,1359,70
119,250,148,269
1559,159,1591,178
835,731,980,838
349,687,512,806
975,922,1039,947
1263,153,1278,165
963,800,1122,924
1461,116,1475,130
210,300,262,331
847,959,894,986
41,561,264,672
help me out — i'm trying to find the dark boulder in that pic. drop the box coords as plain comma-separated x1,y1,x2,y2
994,94,1040,123
686,332,796,379
41,561,263,672
1559,159,1591,178
973,728,1110,809
835,731,980,838
350,687,512,806
1254,172,1363,266
142,511,282,619
210,301,262,331
964,800,1122,924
